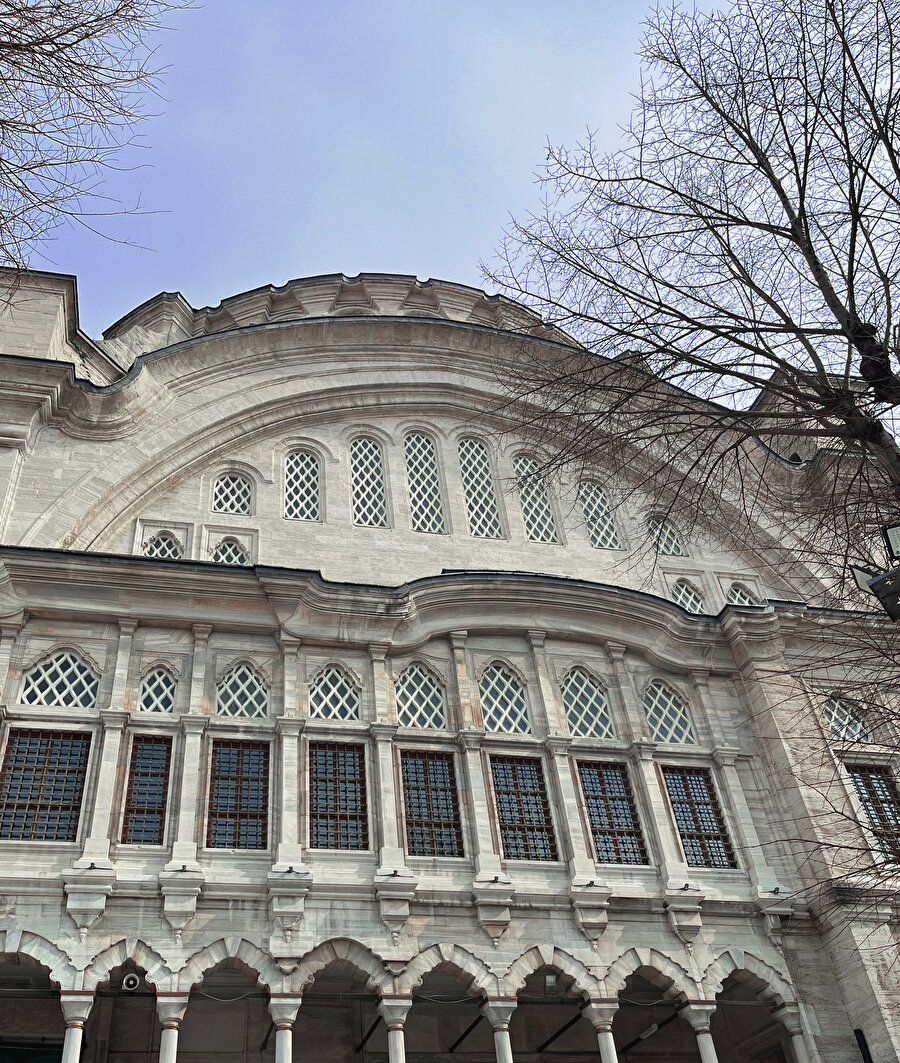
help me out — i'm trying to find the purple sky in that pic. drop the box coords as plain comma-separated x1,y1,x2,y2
36,1,650,337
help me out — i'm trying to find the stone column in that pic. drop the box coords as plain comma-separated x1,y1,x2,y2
187,624,212,714
527,630,566,734
450,631,482,727
370,642,395,723
628,741,690,887
280,635,301,717
683,1005,720,1063
60,993,94,1063
269,997,302,1063
543,734,596,880
379,998,413,1063
0,624,21,704
110,619,137,707
370,722,405,870
483,1001,517,1063
775,1004,813,1063
157,995,190,1063
75,708,129,868
273,717,305,870
712,747,780,892
457,730,503,878
583,1002,619,1063
166,714,208,870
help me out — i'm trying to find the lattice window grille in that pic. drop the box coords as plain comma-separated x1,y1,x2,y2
284,450,321,521
216,664,269,718
309,666,361,720
513,455,559,543
479,664,531,734
726,583,760,606
404,433,446,533
213,474,252,514
395,664,447,729
457,437,504,539
562,667,615,739
825,697,871,742
672,580,706,614
139,669,177,713
21,652,99,709
144,532,184,560
0,729,91,841
848,765,900,862
643,681,696,743
350,437,389,527
211,537,250,566
578,482,621,550
662,766,737,869
648,516,685,556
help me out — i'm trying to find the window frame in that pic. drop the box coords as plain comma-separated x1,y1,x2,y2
576,759,649,865
456,435,506,540
660,764,739,870
843,760,900,863
349,435,391,529
512,452,562,545
205,738,271,851
307,740,371,851
478,661,533,735
488,754,560,862
283,448,323,523
400,748,465,858
211,471,255,516
120,733,174,847
403,430,448,535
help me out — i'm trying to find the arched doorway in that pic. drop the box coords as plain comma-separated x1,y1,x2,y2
711,972,793,1063
403,965,491,1058
294,958,385,1062
0,954,65,1063
179,958,271,1060
510,965,598,1059
613,970,697,1060
82,962,158,1059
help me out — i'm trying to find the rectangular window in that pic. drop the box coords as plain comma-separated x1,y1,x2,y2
577,761,647,864
121,735,172,845
0,729,91,842
848,765,900,862
401,750,464,857
490,755,558,860
662,766,737,869
309,742,368,850
206,740,269,850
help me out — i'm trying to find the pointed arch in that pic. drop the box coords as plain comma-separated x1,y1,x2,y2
602,946,698,998
83,938,173,991
700,950,794,1007
176,937,288,994
503,945,603,999
289,938,394,995
0,929,76,989
397,942,499,998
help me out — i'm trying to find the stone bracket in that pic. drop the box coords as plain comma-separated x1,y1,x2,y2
570,882,612,946
158,869,204,942
663,890,705,948
472,879,515,947
268,867,313,943
62,867,116,939
374,869,418,944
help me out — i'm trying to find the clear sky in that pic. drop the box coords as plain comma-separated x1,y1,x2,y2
35,0,651,337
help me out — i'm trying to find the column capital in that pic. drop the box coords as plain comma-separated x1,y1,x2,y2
482,1000,517,1029
181,713,208,736
279,633,302,651
269,995,303,1026
711,745,741,767
527,629,546,649
449,630,468,650
681,1002,716,1032
117,618,139,636
370,721,398,741
99,708,130,730
192,623,213,644
771,1002,804,1036
368,642,390,662
378,996,413,1028
276,716,304,738
156,993,190,1027
59,991,94,1025
628,739,658,762
605,641,627,663
583,1001,618,1031
543,734,572,755
457,727,486,751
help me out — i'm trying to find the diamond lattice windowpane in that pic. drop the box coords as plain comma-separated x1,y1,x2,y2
643,680,696,743
350,437,388,527
479,663,531,734
395,664,447,728
825,697,871,742
404,433,446,533
578,482,621,549
213,474,252,514
457,437,504,539
309,665,361,720
139,669,176,713
648,516,685,556
562,667,615,739
514,455,559,543
671,580,706,614
284,450,321,521
211,537,250,565
21,652,99,708
216,664,269,718
726,583,760,606
144,532,184,560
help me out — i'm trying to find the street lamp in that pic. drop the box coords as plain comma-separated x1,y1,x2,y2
851,524,900,621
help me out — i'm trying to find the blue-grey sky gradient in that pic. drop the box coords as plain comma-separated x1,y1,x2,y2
35,0,651,336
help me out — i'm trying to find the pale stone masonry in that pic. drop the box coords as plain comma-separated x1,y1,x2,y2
0,269,896,1061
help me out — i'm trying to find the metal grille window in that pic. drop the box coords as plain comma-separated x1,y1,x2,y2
0,730,90,841
309,665,361,720
825,698,871,742
121,736,172,845
308,742,368,850
490,756,558,860
401,751,464,856
213,473,252,514
648,516,685,556
350,436,389,527
457,437,504,539
577,761,647,864
404,433,446,533
284,450,321,521
144,532,183,560
562,667,615,739
726,582,760,606
643,680,696,743
211,537,250,566
848,765,900,862
139,669,176,713
206,740,269,849
513,455,559,543
662,766,737,869
578,481,621,549
672,579,706,614
479,663,531,734
395,664,447,729
216,664,269,718
21,651,99,709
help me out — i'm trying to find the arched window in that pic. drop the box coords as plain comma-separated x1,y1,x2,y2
457,437,504,539
350,436,388,527
404,433,445,533
643,680,696,743
648,516,685,556
672,579,706,614
726,582,761,606
561,667,615,739
309,665,361,720
578,482,621,549
21,651,99,708
216,663,269,718
824,697,871,742
143,531,184,560
479,663,531,734
284,450,321,521
211,537,250,565
139,668,177,713
213,473,253,515
513,455,559,543
395,663,447,728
